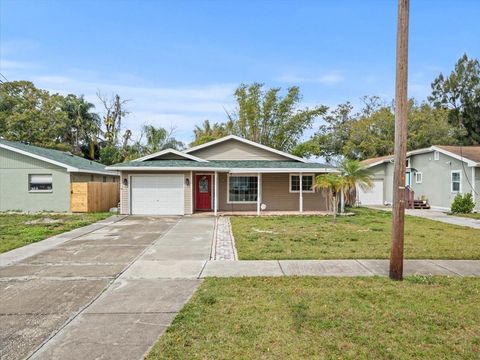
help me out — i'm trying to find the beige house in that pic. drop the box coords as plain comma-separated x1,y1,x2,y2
107,135,336,215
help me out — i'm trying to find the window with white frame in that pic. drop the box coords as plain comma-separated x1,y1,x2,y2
451,171,461,192
29,174,53,191
415,172,423,184
228,175,258,202
434,151,439,160
406,158,411,168
290,174,314,193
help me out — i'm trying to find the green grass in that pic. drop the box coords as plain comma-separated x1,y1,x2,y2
147,277,480,360
0,212,111,253
231,208,480,260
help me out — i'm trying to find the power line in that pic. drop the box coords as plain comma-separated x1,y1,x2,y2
0,72,8,83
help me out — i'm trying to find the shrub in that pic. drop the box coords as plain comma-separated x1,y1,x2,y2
450,193,475,214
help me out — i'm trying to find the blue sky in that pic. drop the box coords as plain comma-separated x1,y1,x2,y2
1,0,479,144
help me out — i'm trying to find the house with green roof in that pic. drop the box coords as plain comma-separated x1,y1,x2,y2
106,135,336,215
0,139,119,212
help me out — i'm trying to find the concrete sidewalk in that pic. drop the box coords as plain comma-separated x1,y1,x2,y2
368,206,480,229
199,259,480,277
31,217,215,360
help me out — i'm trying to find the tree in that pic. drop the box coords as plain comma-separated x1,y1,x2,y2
97,92,130,145
141,125,184,153
314,174,346,223
60,94,101,158
429,53,480,144
191,119,231,146
0,81,70,149
338,159,373,207
227,83,327,152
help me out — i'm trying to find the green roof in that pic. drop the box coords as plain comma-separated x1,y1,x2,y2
108,159,335,170
0,139,117,175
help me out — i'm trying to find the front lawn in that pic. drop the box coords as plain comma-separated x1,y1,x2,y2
147,277,480,359
0,212,111,253
231,208,480,260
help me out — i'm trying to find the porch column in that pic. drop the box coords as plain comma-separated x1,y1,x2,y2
257,173,262,216
340,191,345,213
214,171,218,216
299,173,304,213
472,167,476,209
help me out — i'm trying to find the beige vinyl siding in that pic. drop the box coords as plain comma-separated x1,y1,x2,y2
217,173,327,211
119,171,192,215
189,139,293,161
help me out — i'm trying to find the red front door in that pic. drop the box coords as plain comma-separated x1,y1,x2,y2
195,174,212,210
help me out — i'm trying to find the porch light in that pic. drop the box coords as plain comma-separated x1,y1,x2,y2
185,178,190,186
123,178,128,187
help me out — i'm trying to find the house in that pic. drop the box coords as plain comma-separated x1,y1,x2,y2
0,139,119,212
359,145,480,211
106,135,336,215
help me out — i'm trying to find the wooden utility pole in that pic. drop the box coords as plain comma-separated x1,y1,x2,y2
390,0,410,281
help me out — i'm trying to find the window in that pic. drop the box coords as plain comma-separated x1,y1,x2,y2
29,174,53,192
405,172,412,187
228,175,258,203
406,158,411,168
451,171,461,192
290,174,314,193
434,151,439,160
415,172,423,184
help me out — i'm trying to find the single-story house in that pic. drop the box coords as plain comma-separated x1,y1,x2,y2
0,139,119,212
106,135,336,215
359,145,480,211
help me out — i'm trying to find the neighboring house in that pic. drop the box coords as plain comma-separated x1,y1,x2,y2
106,135,336,215
360,145,480,211
0,139,119,212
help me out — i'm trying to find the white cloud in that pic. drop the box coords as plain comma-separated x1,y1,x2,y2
276,71,345,84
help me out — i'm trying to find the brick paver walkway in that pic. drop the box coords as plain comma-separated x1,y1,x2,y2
212,217,237,260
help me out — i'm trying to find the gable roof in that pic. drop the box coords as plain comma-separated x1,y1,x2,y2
361,145,480,169
184,135,310,163
0,139,118,176
107,160,336,173
133,148,209,162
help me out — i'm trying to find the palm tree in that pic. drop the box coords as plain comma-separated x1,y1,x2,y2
315,174,346,223
141,125,184,153
338,159,373,208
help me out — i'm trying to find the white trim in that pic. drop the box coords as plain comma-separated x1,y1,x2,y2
226,173,259,204
415,172,423,184
472,167,476,207
133,148,209,162
0,142,77,171
289,173,315,193
214,172,218,216
434,151,440,160
184,135,310,163
299,173,303,213
451,170,462,193
107,166,336,173
0,142,117,176
257,173,262,215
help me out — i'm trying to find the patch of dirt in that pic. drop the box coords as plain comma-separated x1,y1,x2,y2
25,218,65,225
252,228,277,234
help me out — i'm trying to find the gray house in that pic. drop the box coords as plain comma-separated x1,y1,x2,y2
0,139,118,212
360,145,480,211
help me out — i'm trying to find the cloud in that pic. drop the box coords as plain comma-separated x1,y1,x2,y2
276,71,345,84
0,59,38,70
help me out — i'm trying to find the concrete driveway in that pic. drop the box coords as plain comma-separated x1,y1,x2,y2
0,215,191,360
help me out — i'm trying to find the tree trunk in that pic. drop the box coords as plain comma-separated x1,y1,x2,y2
332,194,337,223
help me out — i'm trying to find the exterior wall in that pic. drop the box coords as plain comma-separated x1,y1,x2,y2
119,171,192,215
0,148,70,212
369,151,479,211
217,173,328,212
71,173,117,183
409,151,476,210
189,139,293,161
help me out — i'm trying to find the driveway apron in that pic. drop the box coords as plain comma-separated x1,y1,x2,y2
0,216,181,360
29,217,214,360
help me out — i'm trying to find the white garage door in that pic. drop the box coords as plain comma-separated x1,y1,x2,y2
358,180,384,205
131,175,184,215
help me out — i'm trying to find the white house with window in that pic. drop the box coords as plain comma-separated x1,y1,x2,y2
107,135,337,215
360,145,480,211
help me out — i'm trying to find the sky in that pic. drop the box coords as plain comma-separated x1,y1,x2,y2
1,0,479,145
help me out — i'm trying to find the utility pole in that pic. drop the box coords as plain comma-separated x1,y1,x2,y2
390,0,410,280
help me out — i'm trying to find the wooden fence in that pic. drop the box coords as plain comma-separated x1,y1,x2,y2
70,182,120,212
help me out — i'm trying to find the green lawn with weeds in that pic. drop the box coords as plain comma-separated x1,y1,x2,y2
0,212,111,253
147,277,480,360
231,208,480,259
